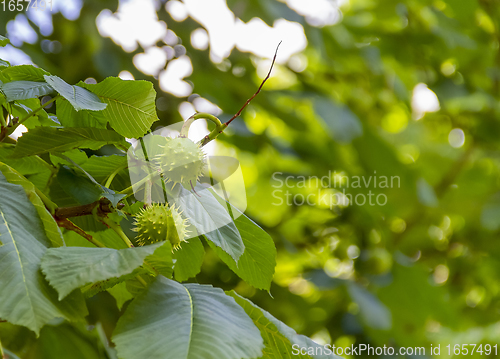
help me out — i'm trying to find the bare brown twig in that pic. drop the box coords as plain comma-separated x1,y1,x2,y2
224,41,282,126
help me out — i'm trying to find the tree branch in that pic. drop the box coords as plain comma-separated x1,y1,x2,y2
54,198,122,219
55,217,105,247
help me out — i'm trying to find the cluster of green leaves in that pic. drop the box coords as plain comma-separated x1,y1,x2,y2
0,36,334,359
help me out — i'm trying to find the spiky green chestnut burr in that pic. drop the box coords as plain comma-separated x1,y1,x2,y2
133,204,189,249
154,137,205,187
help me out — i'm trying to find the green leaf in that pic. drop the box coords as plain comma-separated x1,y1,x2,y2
12,127,125,158
347,283,392,330
113,276,264,359
1,65,50,82
10,98,54,128
107,282,134,311
24,322,110,359
0,145,54,175
41,242,163,300
0,162,62,247
56,97,108,128
207,210,276,291
143,240,174,278
0,81,54,101
56,165,102,205
173,236,205,281
177,185,245,262
81,270,141,298
81,77,158,138
229,292,342,359
0,35,10,46
43,75,107,111
0,172,87,335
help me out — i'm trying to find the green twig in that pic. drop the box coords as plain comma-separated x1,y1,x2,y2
0,336,4,359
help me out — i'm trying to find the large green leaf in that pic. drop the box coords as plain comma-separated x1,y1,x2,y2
41,242,163,300
113,276,264,359
207,197,276,291
1,65,50,81
173,236,205,281
206,192,276,290
230,292,342,359
43,75,107,111
0,162,62,247
56,165,103,205
12,127,125,158
0,172,87,335
81,77,158,138
176,185,245,262
0,81,54,101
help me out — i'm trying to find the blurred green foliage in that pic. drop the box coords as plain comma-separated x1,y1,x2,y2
2,0,500,357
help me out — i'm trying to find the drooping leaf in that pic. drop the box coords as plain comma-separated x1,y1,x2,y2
81,77,158,138
56,165,103,205
40,242,163,300
229,292,343,359
207,210,276,291
12,127,125,158
113,276,264,359
176,185,245,262
173,236,205,281
205,191,276,290
0,172,87,335
0,162,63,247
43,75,107,111
0,81,54,101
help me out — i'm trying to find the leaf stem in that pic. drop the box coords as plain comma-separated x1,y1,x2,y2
137,275,148,287
4,95,61,140
0,337,4,359
104,164,127,188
